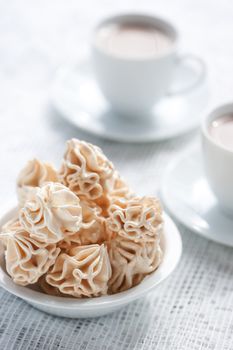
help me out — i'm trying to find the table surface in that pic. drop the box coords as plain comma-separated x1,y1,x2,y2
0,1,233,349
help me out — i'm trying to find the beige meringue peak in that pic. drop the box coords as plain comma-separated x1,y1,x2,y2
59,139,114,201
19,182,82,244
17,159,58,206
59,199,107,249
46,244,112,297
0,220,60,286
111,172,133,200
1,216,21,235
108,236,162,293
106,196,163,242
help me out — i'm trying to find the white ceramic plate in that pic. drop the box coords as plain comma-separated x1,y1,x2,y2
0,207,182,318
51,58,209,143
160,148,233,247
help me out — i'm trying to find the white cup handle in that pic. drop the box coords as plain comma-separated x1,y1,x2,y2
167,54,206,96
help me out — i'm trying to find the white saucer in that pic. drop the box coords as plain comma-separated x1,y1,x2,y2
160,148,233,247
51,58,209,143
0,207,182,318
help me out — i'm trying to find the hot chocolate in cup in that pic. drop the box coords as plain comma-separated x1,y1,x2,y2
202,103,233,216
91,13,205,119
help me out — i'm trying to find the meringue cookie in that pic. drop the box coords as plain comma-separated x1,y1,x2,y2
17,159,58,206
0,220,60,286
108,236,162,293
59,199,107,249
59,139,114,201
106,196,163,242
111,172,132,200
1,216,21,234
98,173,133,217
19,182,82,244
46,244,112,297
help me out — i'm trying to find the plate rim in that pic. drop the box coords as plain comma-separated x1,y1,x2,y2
51,58,209,143
160,147,233,247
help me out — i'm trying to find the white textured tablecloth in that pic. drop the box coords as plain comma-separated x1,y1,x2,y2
1,1,233,349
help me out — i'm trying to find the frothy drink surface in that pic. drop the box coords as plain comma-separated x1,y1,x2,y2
95,22,172,59
209,115,233,151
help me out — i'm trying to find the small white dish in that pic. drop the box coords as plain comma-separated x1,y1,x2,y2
160,148,233,247
51,58,209,143
0,207,182,318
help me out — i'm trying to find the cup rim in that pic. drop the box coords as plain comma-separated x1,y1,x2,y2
202,102,233,154
92,12,178,62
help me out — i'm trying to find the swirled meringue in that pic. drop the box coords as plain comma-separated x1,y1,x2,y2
108,236,162,293
0,220,60,286
95,172,133,217
106,196,163,242
59,139,114,201
111,172,132,200
19,182,82,244
1,216,21,234
59,199,107,250
17,159,58,206
46,244,112,297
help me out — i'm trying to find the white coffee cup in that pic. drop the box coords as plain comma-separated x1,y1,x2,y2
202,103,233,216
91,13,206,118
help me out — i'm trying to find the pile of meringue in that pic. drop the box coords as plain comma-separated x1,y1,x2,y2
0,139,163,298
